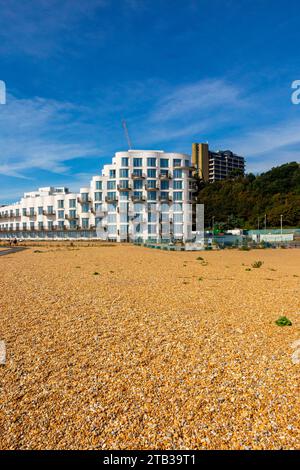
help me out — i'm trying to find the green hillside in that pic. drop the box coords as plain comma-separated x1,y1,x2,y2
196,162,300,229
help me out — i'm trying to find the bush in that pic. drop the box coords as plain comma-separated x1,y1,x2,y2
93,272,99,275
251,260,263,268
275,316,292,326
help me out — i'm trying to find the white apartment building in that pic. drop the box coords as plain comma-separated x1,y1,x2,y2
0,150,196,242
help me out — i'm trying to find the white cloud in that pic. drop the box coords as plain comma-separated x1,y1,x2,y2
0,94,101,178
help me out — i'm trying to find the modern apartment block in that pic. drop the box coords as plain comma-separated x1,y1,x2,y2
192,143,245,182
0,150,196,242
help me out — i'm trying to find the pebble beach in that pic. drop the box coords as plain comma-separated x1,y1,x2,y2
0,244,299,449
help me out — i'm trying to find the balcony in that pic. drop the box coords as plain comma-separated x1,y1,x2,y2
131,173,146,180
145,184,159,191
159,172,172,179
131,195,146,202
159,195,173,202
117,184,132,191
105,196,118,203
77,197,91,204
65,214,78,220
43,210,56,216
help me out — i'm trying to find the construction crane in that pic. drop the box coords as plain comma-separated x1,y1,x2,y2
122,119,133,150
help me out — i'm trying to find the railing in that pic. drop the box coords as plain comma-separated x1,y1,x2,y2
105,196,118,203
131,195,146,202
145,185,159,191
117,184,132,191
159,172,172,179
131,173,146,179
43,210,56,216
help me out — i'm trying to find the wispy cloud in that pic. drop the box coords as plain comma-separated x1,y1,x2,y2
0,94,101,178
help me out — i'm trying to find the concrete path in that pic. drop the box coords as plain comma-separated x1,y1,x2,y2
0,246,27,257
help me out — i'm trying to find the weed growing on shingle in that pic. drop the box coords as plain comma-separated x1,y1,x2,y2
252,261,263,269
275,316,292,326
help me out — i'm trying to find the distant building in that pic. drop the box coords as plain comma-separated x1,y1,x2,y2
192,143,245,182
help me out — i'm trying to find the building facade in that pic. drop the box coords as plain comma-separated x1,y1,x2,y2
192,143,245,182
0,150,196,242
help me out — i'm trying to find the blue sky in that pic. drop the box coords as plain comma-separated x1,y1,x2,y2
1,0,300,203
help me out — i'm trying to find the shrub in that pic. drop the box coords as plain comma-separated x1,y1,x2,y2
275,316,292,326
251,260,263,269
197,256,204,261
93,272,99,275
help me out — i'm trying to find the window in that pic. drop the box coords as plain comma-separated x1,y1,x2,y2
16,223,20,230
147,169,156,178
38,207,43,215
119,169,129,178
173,169,182,179
30,222,34,230
107,192,117,201
58,210,64,219
58,220,65,229
173,159,182,167
147,191,157,201
95,203,102,212
133,158,142,167
147,180,157,189
120,225,128,234
107,181,116,190
29,207,34,216
108,214,117,223
120,192,129,201
69,220,77,229
95,217,102,227
161,180,169,190
16,209,20,217
121,157,129,166
133,180,143,190
147,158,156,167
160,158,169,168
173,203,183,212
81,193,89,202
148,212,157,222
38,222,44,230
174,213,183,223
120,213,128,223
81,218,89,229
58,200,64,208
185,159,190,167
69,210,76,219
148,224,156,234
173,180,182,189
109,169,116,178
47,205,53,214
160,191,169,200
107,202,117,212
95,181,102,190
94,192,102,201
133,191,143,199
48,221,53,230
160,203,169,212
119,180,129,189
134,203,143,212
23,222,27,230
173,192,183,201
81,203,89,213
108,225,117,234
69,199,76,208
132,168,142,176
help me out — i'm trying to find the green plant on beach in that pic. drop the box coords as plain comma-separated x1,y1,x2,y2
275,316,292,326
93,272,99,275
251,260,263,269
